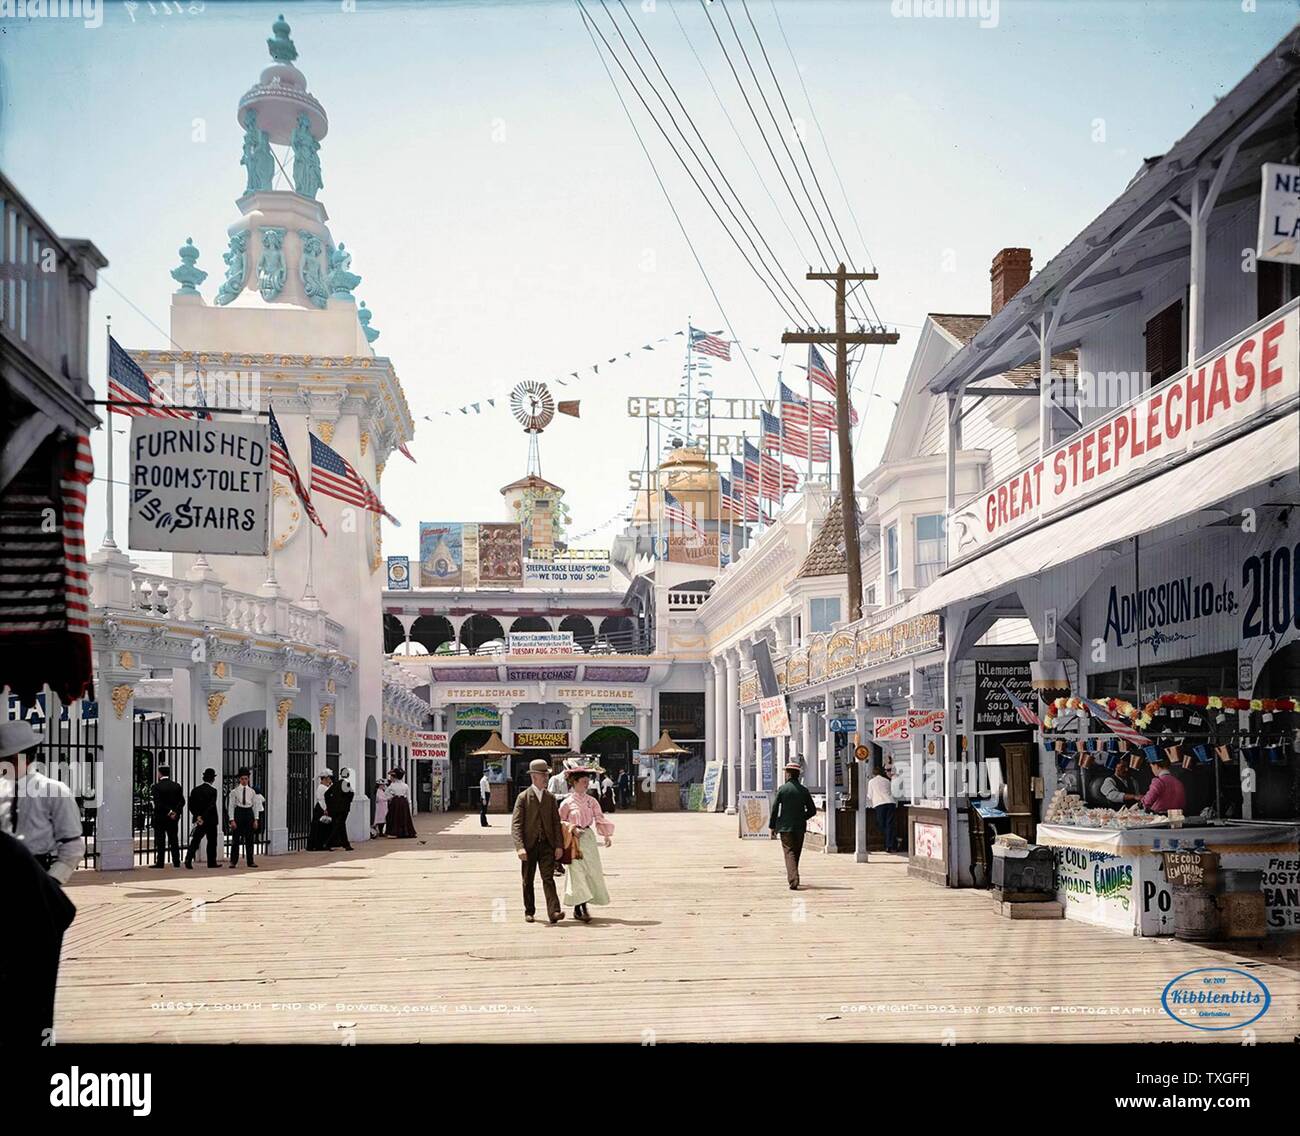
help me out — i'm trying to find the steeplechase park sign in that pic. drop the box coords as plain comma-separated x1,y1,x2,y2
947,302,1299,562
514,730,570,749
128,418,269,554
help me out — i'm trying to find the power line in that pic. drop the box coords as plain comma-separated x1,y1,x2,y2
575,0,770,401
608,0,819,327
743,0,885,329
578,0,805,330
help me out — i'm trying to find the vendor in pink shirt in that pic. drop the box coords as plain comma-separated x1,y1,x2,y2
1140,757,1187,814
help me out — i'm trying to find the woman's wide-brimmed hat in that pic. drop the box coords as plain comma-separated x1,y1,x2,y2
319,769,334,779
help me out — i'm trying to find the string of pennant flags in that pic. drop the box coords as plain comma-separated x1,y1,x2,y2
415,328,784,420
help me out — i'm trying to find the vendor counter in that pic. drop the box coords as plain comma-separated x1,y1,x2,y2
1036,821,1300,936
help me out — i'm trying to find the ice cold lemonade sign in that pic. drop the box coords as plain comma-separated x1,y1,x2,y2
129,419,269,554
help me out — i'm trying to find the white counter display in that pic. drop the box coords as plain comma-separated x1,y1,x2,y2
1036,822,1300,937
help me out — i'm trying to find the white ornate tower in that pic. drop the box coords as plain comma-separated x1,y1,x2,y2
128,15,415,838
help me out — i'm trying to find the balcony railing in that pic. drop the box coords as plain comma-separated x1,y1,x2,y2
667,589,712,611
91,558,347,654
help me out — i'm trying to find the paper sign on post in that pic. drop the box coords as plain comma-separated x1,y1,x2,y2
871,716,910,742
906,709,946,734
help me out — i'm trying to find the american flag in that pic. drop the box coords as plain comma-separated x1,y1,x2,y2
719,474,739,515
1082,697,1150,748
743,438,798,496
762,408,829,462
807,344,836,397
729,459,764,521
781,380,857,431
108,336,191,419
1002,685,1042,728
663,490,702,534
0,433,95,702
269,409,326,535
690,326,731,361
309,432,399,525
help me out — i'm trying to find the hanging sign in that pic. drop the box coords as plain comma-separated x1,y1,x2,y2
411,731,449,761
128,418,269,554
829,718,857,733
523,560,611,585
758,695,791,738
386,555,411,590
871,716,910,742
907,709,946,734
1258,163,1300,264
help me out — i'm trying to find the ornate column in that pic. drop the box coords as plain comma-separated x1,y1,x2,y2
500,707,514,781
711,658,728,794
636,708,652,752
568,705,585,753
824,691,838,853
739,703,754,794
96,643,146,870
191,653,235,809
265,672,297,855
704,662,716,772
854,682,869,863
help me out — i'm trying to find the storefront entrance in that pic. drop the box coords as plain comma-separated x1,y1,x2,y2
448,729,493,809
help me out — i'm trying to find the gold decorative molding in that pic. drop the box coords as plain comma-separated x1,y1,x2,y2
320,704,334,733
317,421,335,445
118,651,135,669
326,678,336,694
375,461,386,479
284,671,297,688
111,685,133,719
276,698,293,727
359,430,370,456
213,661,228,679
207,692,227,723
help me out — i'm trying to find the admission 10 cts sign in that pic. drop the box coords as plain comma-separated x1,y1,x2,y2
129,418,269,554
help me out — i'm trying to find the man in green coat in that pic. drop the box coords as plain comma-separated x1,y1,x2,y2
769,761,817,889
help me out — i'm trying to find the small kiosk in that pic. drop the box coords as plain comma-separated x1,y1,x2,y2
470,731,519,814
639,730,687,811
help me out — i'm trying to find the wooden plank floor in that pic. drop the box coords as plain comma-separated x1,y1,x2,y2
55,811,1300,1044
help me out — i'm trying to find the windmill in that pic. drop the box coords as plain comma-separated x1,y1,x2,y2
508,380,579,477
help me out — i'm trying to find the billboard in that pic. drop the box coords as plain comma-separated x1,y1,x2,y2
666,531,719,567
386,555,411,590
479,522,524,585
419,521,468,587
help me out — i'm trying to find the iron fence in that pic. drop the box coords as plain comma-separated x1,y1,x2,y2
286,719,314,851
222,726,269,860
133,719,202,866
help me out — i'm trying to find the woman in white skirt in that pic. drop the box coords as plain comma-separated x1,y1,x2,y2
558,769,614,922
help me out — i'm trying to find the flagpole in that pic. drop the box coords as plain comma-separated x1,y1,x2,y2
301,414,319,609
644,410,652,561
102,317,118,551
656,417,663,564
262,407,279,595
685,317,693,446
807,351,815,488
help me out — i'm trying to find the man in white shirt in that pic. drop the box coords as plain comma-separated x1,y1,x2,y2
227,767,262,867
478,770,492,827
866,763,899,853
0,721,84,885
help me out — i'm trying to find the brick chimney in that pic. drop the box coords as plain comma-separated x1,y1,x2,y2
990,248,1032,316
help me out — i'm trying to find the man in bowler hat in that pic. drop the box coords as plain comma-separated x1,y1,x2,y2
769,761,817,890
185,768,221,868
510,758,566,924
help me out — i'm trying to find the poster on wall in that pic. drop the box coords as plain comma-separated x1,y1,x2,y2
479,522,524,585
760,738,775,792
974,661,1034,730
738,791,771,838
524,560,611,586
508,631,574,655
654,757,679,783
455,706,501,730
666,531,719,567
420,522,469,587
589,703,636,727
128,418,269,554
386,555,411,590
411,732,449,761
758,695,791,738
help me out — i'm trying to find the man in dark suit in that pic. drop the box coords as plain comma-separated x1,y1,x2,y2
150,765,186,868
510,758,566,924
770,761,817,890
184,767,221,868
325,769,355,851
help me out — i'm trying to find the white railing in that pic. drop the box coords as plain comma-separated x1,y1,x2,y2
667,589,712,611
92,556,344,653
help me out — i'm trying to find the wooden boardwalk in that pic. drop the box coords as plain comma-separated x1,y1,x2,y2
55,811,1300,1044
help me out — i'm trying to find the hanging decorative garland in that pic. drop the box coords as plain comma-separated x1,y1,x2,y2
1042,692,1299,732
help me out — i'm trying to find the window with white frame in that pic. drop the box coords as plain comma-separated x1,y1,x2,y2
809,596,841,634
864,585,877,607
915,514,947,588
885,524,900,605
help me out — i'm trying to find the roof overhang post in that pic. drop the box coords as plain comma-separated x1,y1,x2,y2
945,386,964,512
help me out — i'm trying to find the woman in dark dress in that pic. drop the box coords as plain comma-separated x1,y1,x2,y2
384,768,417,838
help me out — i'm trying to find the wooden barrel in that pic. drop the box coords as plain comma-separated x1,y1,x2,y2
1172,884,1222,941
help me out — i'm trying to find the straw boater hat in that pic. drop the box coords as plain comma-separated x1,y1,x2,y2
527,758,550,776
784,761,803,772
0,720,41,759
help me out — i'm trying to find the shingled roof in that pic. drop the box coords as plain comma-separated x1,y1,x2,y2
930,312,1077,389
797,499,847,578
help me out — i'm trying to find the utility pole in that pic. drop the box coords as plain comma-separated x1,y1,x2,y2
782,265,899,621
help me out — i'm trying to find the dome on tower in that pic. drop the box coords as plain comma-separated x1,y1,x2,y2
237,14,328,146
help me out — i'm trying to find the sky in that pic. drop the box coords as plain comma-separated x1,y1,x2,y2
3,0,1298,562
